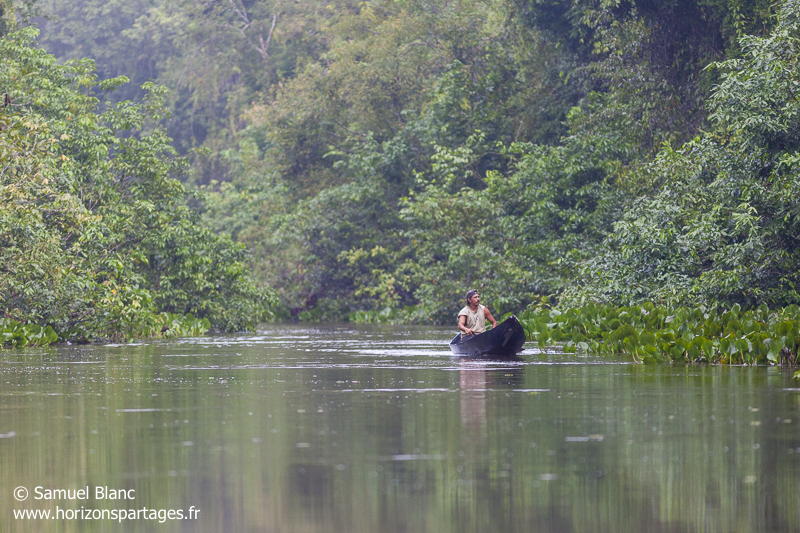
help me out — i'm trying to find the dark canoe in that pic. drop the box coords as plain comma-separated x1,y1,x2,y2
449,316,526,357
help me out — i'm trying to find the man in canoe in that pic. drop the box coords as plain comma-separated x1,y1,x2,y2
458,289,497,338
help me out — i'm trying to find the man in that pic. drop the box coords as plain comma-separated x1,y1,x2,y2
458,289,497,338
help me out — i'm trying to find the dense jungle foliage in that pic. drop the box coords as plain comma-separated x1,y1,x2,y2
6,0,800,335
0,19,274,341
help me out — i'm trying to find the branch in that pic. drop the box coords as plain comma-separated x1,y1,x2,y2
404,41,437,50
227,0,276,63
228,0,251,27
334,122,368,138
258,14,278,61
0,162,11,180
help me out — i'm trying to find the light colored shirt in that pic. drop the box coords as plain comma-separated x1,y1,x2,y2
458,304,486,338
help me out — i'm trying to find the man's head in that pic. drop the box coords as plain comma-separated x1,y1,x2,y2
465,289,480,306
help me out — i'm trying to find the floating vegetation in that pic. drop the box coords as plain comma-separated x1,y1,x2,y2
514,303,800,365
0,313,210,348
0,320,59,348
155,313,212,339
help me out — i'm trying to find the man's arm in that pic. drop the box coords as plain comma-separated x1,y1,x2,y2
458,315,475,335
484,307,497,328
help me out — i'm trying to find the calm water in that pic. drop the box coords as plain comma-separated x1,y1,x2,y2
1,324,799,532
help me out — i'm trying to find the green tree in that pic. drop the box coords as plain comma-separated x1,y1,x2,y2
1,28,274,335
564,0,800,308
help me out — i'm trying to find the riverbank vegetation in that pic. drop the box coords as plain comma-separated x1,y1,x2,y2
4,0,800,351
0,23,274,345
515,303,800,365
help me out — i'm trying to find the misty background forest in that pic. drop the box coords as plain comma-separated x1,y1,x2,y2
4,0,800,337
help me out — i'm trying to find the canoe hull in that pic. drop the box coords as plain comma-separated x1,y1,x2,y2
449,316,526,357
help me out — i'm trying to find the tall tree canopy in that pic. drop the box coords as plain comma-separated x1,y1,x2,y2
18,0,800,323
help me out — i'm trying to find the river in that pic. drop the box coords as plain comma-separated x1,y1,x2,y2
1,324,799,532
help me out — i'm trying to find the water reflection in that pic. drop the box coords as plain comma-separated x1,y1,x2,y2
459,362,488,430
459,360,526,431
0,326,799,532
